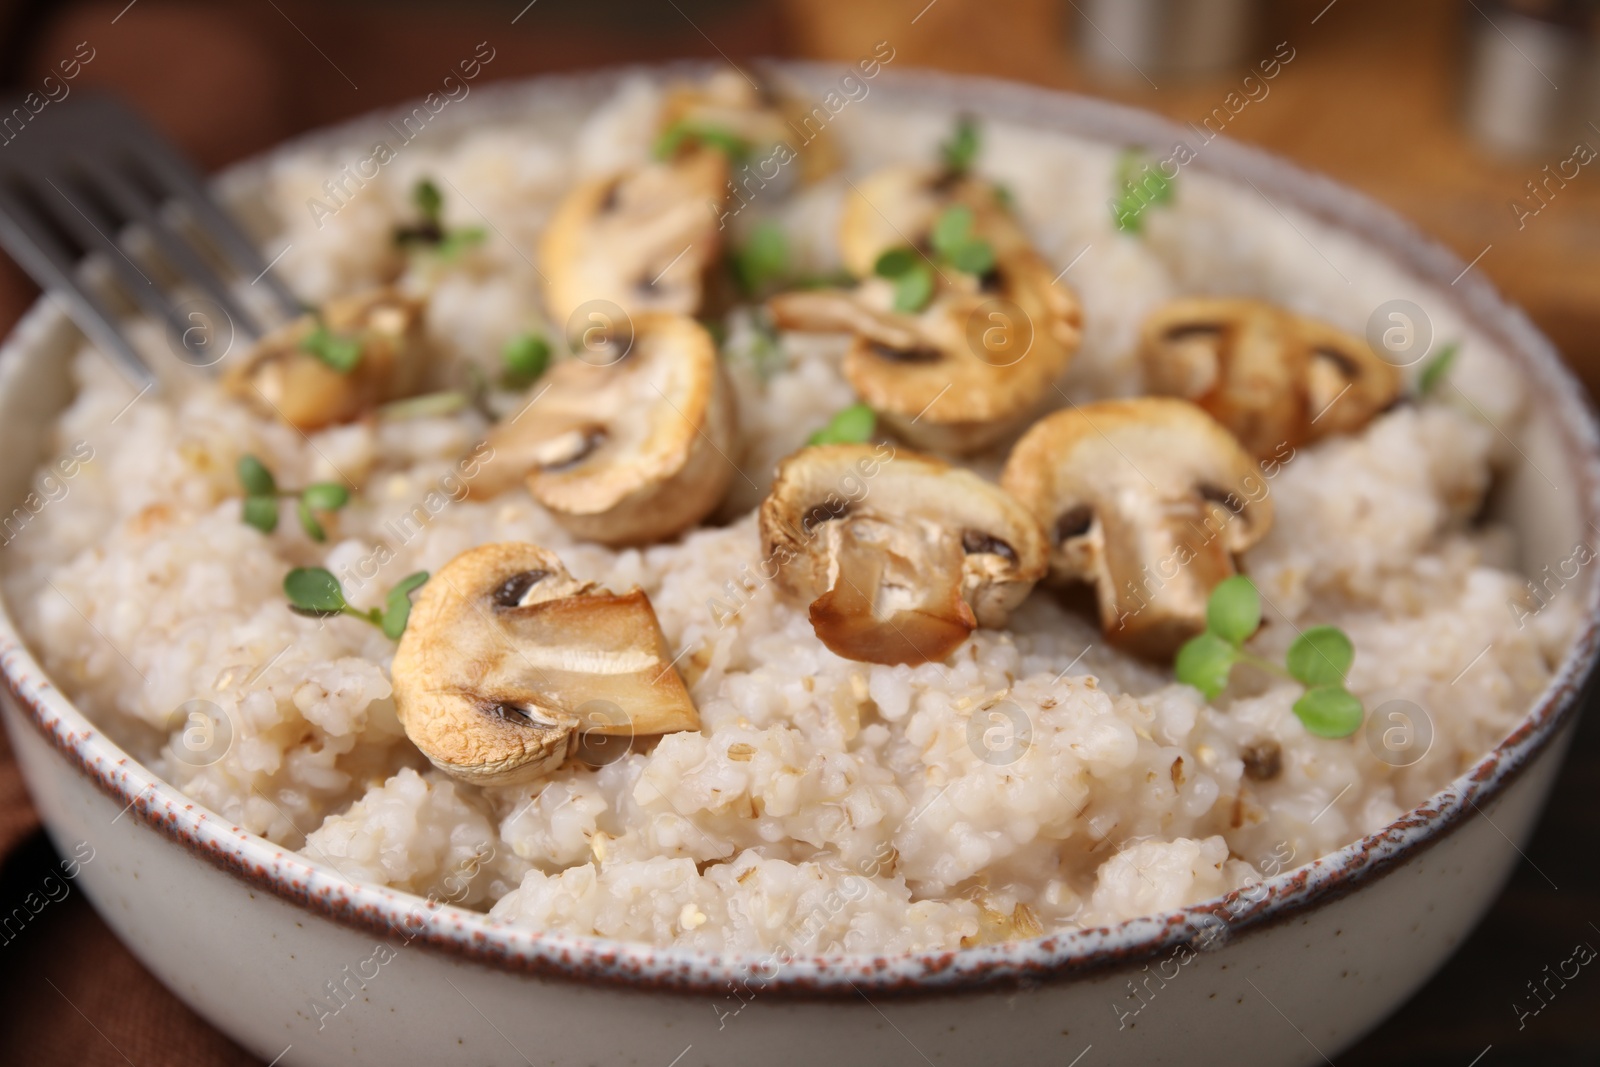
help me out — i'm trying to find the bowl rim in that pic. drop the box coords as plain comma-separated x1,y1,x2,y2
2,59,1598,999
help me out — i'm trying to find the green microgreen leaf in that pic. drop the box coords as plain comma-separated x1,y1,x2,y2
301,483,350,512
1417,340,1460,397
931,205,974,258
929,205,995,277
940,115,980,175
807,402,876,446
874,247,916,278
1175,631,1238,701
297,497,326,542
891,262,935,313
1286,625,1354,689
381,571,430,640
396,179,484,260
1207,575,1262,647
654,120,750,163
732,221,790,296
414,178,443,225
501,333,552,390
284,567,347,615
237,454,276,497
949,238,995,276
241,495,278,534
1111,149,1176,234
301,322,363,374
1293,685,1364,738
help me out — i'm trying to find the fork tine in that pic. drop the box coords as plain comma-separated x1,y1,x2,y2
28,172,198,356
91,165,268,340
0,181,156,388
124,137,303,320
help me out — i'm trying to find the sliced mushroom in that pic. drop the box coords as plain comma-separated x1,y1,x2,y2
471,313,737,546
837,164,1035,280
769,163,1080,454
1139,297,1401,458
760,444,1047,665
1000,398,1273,659
659,70,839,185
539,148,727,329
223,287,430,431
391,542,700,786
768,243,1078,454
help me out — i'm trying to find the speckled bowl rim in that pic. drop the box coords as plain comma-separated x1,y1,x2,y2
2,61,1598,999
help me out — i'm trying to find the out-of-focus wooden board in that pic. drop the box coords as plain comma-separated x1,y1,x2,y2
781,0,1600,393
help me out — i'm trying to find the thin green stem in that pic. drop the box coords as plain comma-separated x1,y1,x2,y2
1237,649,1294,680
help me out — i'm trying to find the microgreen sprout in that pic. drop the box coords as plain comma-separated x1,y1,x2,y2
1416,340,1460,397
284,567,429,639
872,204,994,313
930,205,996,276
653,119,750,163
395,177,486,260
1111,149,1176,234
378,391,469,421
807,402,876,446
940,115,980,176
501,332,552,390
1174,575,1363,738
731,220,790,297
300,319,363,374
237,454,351,542
873,248,935,313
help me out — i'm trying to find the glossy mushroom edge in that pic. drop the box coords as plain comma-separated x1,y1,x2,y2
0,62,1598,1000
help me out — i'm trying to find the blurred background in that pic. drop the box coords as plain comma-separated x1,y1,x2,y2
0,0,1597,1063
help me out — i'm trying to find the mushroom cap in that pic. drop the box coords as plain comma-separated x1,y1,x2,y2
1139,297,1400,457
768,243,1080,454
539,149,727,329
391,542,701,786
1000,398,1273,659
223,288,430,431
659,70,839,184
759,444,1048,665
473,313,737,546
838,164,1036,279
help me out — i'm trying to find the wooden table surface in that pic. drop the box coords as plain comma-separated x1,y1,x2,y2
0,1,1595,1063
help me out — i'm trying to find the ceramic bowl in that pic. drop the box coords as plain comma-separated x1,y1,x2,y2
2,63,1597,1067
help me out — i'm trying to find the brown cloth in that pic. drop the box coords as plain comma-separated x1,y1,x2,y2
0,2,1595,1064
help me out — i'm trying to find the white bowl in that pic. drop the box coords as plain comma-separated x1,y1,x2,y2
2,64,1597,1067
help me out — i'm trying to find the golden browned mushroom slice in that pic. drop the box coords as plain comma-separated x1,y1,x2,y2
760,444,1047,665
1139,297,1401,458
539,148,727,329
837,164,1035,279
471,313,736,546
391,542,700,786
658,70,839,184
768,242,1079,454
1000,398,1273,660
223,288,430,431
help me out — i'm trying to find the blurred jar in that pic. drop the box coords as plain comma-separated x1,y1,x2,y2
1073,0,1258,83
1461,0,1598,156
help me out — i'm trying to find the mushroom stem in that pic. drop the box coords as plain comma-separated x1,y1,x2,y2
1096,495,1238,658
761,444,1047,666
809,517,977,665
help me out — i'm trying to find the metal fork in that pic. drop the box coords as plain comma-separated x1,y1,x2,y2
0,92,301,387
